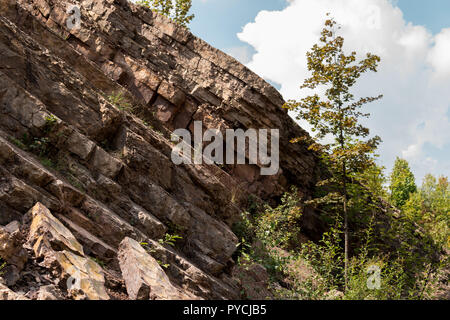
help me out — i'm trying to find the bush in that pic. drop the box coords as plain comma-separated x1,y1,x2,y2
254,190,303,250
232,186,446,300
232,189,303,283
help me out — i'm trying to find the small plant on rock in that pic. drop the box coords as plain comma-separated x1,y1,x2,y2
159,233,183,247
43,114,58,134
107,91,134,113
0,259,6,276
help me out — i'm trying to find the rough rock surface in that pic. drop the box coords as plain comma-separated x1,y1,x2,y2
0,0,323,300
233,263,273,300
27,202,85,257
26,203,109,300
118,237,194,300
36,284,64,300
0,283,29,300
0,221,28,270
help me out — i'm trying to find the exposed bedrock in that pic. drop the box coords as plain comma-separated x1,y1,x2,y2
0,0,324,299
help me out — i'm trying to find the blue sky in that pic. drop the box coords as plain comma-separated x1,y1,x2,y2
190,0,286,50
190,0,450,52
188,0,450,184
397,0,450,34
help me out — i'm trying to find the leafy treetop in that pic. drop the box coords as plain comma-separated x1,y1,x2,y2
284,15,383,290
137,0,194,27
389,157,417,208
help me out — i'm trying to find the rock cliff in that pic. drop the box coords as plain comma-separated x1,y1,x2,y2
0,0,323,299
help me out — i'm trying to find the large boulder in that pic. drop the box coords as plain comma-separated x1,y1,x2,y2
27,202,84,257
26,203,109,300
118,237,196,300
55,250,109,300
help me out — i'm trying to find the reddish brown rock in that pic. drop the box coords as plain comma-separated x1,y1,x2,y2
154,96,178,123
0,0,324,301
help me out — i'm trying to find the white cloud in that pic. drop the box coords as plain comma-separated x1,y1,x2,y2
225,46,253,64
238,0,450,182
402,144,421,160
427,28,450,80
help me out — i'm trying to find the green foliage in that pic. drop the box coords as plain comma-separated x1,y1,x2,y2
255,190,303,250
232,190,303,281
232,182,446,300
137,0,194,27
107,91,134,113
90,257,106,268
8,136,27,150
284,15,383,289
233,188,303,251
300,221,344,290
358,163,389,199
25,135,51,158
158,233,183,247
284,15,382,162
140,242,171,268
0,259,5,276
371,192,446,299
44,114,58,134
344,257,407,300
158,261,170,269
284,14,382,178
290,216,403,300
389,157,417,208
10,131,57,169
403,174,449,248
140,241,155,252
39,157,56,169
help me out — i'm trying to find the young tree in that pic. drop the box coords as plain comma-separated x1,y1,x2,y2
138,0,194,27
403,173,449,247
389,157,417,208
284,16,383,290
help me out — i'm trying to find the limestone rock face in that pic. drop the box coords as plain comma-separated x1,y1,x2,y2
0,0,323,300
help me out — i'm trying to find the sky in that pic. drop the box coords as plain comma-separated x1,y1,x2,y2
188,0,450,184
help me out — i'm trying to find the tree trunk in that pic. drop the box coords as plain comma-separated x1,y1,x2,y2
339,120,349,291
342,161,349,291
